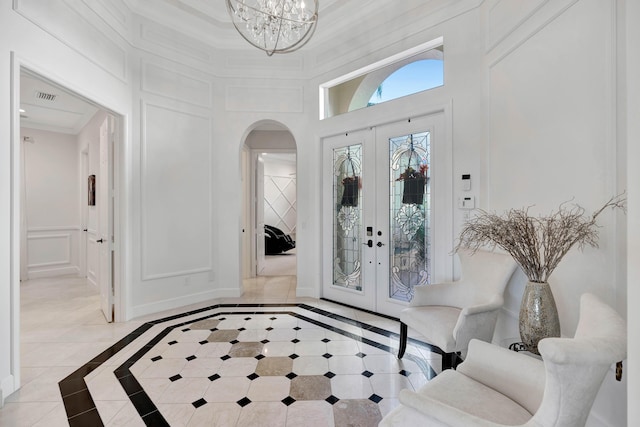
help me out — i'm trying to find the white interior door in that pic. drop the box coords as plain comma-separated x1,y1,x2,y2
98,116,113,322
322,114,453,318
255,153,266,275
241,147,251,279
81,150,89,278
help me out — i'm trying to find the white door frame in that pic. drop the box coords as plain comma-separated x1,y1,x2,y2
320,106,454,317
98,116,114,322
8,54,126,397
248,148,297,277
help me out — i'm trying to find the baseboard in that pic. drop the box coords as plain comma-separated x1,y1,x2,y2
129,288,240,320
28,266,80,279
295,286,319,298
1,374,16,408
87,274,98,288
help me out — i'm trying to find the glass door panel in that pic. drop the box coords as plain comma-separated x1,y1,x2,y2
332,144,362,291
389,132,431,302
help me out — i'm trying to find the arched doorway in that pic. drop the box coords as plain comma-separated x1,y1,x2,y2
241,121,297,291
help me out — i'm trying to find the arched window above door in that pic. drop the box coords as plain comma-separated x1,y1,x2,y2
364,59,443,108
320,37,444,119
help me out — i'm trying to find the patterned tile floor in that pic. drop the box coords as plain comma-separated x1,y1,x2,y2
2,276,443,426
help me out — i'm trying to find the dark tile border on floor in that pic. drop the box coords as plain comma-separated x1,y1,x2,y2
319,298,464,366
59,302,435,426
58,323,155,427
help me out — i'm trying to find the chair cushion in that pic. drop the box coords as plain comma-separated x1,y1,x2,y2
405,369,533,425
401,306,461,352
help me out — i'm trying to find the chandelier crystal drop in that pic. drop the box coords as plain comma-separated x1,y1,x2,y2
226,0,319,56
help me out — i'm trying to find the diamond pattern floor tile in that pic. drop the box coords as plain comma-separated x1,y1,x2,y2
59,303,436,426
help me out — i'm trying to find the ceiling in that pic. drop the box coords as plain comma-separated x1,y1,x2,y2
19,0,462,134
122,0,455,51
20,72,99,135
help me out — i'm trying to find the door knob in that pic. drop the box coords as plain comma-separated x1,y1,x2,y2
363,240,373,248
377,241,385,247
96,238,104,243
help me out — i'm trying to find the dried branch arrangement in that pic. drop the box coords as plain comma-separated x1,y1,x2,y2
456,194,626,283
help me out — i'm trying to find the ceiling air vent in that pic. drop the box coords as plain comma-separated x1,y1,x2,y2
36,91,57,102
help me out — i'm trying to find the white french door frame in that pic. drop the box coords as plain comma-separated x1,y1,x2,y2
321,107,454,318
373,113,453,316
322,129,376,310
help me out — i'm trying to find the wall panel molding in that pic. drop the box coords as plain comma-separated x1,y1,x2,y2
26,233,72,268
485,0,548,52
226,85,304,113
27,225,80,232
139,101,213,280
141,59,212,108
14,0,129,81
79,0,130,39
138,19,214,64
225,55,304,74
486,0,617,335
485,0,580,67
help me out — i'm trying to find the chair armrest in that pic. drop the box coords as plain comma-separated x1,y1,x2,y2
398,389,504,427
460,295,503,316
450,296,505,347
410,281,461,307
457,340,545,415
538,337,627,366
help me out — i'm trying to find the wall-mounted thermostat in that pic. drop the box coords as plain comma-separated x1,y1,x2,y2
462,174,471,191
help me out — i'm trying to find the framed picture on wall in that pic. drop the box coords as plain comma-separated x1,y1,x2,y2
88,174,96,206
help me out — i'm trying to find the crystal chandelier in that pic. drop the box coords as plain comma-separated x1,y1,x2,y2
226,0,319,56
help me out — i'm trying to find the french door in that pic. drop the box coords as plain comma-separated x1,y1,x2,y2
322,113,452,318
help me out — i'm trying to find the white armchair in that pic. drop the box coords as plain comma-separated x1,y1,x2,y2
381,293,627,427
398,249,517,370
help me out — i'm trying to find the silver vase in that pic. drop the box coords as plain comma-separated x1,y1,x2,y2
519,281,561,355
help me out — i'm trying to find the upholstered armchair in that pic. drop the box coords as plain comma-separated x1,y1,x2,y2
381,293,627,427
398,249,517,369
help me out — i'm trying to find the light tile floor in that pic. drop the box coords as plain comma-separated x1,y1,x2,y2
0,275,440,426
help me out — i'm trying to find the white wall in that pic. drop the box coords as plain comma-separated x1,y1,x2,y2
0,1,635,424
0,0,132,403
483,0,626,425
623,0,640,423
263,155,297,238
21,128,80,279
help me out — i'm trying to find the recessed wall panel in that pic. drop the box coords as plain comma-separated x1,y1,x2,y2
226,85,304,113
141,103,212,279
141,61,212,107
486,0,547,50
27,233,71,267
488,0,613,211
140,20,214,63
15,0,127,81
